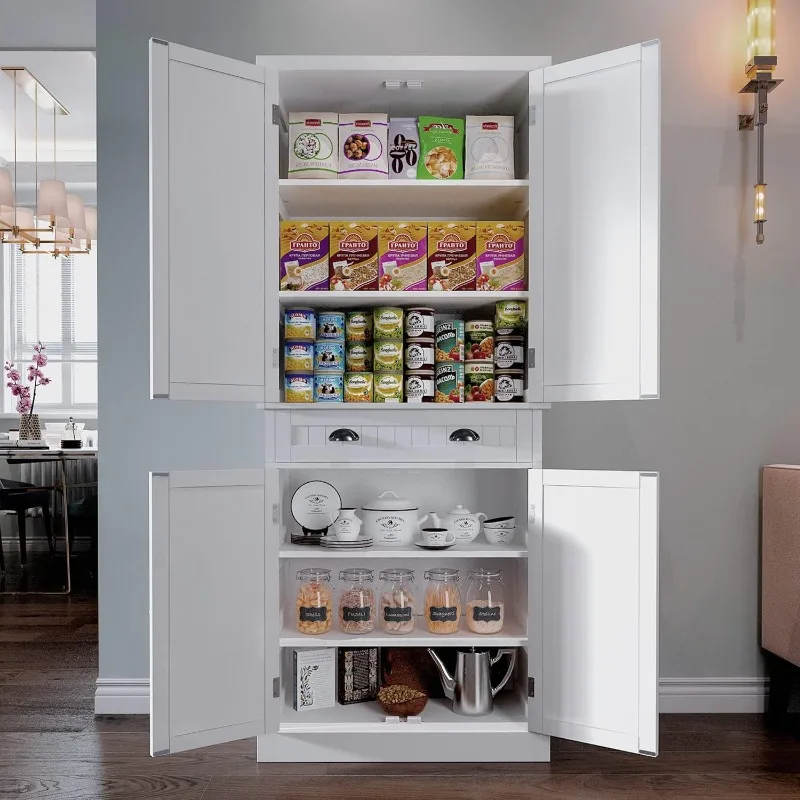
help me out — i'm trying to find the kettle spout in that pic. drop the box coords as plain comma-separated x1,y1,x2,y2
427,648,455,700
428,512,442,528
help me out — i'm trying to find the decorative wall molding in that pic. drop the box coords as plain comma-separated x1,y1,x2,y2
93,676,769,716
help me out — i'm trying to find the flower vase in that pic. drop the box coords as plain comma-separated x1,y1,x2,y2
19,413,41,441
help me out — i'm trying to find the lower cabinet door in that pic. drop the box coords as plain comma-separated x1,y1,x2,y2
528,469,659,756
150,469,280,755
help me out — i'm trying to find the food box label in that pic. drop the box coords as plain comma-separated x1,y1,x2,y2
280,222,330,291
428,223,476,291
330,221,379,291
379,222,427,291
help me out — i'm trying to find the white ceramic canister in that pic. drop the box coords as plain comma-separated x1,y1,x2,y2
361,490,430,546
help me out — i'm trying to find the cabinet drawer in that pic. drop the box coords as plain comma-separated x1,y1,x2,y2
274,409,539,465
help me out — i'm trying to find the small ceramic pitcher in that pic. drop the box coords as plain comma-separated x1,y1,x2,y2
331,508,362,542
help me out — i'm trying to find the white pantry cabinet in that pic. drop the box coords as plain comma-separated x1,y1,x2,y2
147,41,661,763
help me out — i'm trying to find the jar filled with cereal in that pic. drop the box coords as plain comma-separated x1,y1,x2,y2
465,568,505,634
338,568,376,634
424,568,462,634
295,568,333,635
379,568,416,635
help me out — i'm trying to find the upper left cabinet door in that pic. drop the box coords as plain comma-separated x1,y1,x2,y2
150,40,278,402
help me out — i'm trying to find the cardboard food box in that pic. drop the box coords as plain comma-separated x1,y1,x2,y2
330,221,379,291
378,222,427,291
292,648,335,711
337,647,379,704
476,221,526,291
279,221,330,291
427,222,476,291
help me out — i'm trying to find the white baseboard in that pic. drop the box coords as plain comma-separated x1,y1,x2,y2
94,678,150,714
658,678,768,713
93,677,769,716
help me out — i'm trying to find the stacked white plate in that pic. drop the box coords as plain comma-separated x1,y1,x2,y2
319,536,373,550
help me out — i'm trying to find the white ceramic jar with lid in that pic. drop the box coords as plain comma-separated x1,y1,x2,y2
361,490,432,546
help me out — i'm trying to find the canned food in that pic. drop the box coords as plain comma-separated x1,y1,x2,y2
465,320,494,361
314,341,345,372
405,338,435,370
495,299,527,331
405,370,435,403
345,342,372,372
494,369,524,403
405,307,435,339
285,373,314,403
374,340,404,373
373,373,404,403
314,373,344,402
434,363,464,403
344,372,373,403
284,341,314,373
435,320,465,363
345,310,373,343
374,307,404,340
494,335,525,369
465,362,494,402
284,308,316,341
317,311,345,341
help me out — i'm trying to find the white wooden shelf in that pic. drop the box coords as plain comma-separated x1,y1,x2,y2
264,402,549,411
279,178,530,220
280,539,528,559
280,693,527,734
279,618,527,648
278,290,528,310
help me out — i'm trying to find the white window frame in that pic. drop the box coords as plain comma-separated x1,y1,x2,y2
1,243,98,416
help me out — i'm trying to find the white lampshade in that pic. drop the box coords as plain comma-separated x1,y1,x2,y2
0,168,15,211
37,179,68,219
59,194,86,232
83,207,97,241
13,207,35,231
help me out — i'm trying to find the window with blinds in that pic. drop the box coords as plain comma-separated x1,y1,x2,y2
3,244,97,412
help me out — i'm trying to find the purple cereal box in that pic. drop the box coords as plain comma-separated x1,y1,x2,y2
280,221,329,291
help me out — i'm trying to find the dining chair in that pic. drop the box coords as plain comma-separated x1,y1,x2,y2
0,478,54,572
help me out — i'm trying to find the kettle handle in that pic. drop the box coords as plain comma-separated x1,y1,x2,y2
490,648,517,698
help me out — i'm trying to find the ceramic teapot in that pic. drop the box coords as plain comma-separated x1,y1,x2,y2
442,504,486,544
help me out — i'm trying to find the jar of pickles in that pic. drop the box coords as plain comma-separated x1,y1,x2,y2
423,568,462,634
295,568,333,635
465,568,506,634
338,568,376,634
379,568,416,635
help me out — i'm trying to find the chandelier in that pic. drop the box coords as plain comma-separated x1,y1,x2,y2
0,67,96,257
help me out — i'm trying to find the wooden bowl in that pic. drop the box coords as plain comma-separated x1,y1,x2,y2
377,686,428,717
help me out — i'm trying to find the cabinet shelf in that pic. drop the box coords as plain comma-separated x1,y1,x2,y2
277,290,528,310
279,618,527,648
279,692,527,734
280,539,528,559
263,401,549,411
279,179,530,220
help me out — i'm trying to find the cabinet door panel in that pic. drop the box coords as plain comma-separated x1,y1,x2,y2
150,40,275,402
531,469,658,756
541,42,660,402
150,469,278,755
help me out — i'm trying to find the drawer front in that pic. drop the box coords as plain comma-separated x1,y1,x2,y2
275,409,539,465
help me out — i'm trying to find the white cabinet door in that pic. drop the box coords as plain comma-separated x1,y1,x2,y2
529,469,658,756
534,42,660,402
150,40,278,402
150,469,280,755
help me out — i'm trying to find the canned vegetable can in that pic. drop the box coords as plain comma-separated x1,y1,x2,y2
374,307,404,340
285,373,314,403
495,299,527,331
405,338,435,370
345,310,373,343
494,335,525,370
345,342,373,372
373,340,404,373
344,372,374,403
316,311,345,341
373,373,404,403
284,341,314,373
314,373,344,402
405,370,435,403
465,320,494,361
465,362,494,402
435,320,465,363
494,369,524,403
314,341,345,372
434,363,464,403
284,308,316,341
405,307,435,339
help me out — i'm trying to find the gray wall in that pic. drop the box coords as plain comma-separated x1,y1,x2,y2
96,0,800,682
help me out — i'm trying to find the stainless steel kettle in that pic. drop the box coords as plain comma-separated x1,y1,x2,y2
427,647,516,716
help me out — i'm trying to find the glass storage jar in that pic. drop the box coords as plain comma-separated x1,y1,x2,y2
338,568,376,634
295,568,333,635
424,567,462,634
379,568,417,635
465,568,506,634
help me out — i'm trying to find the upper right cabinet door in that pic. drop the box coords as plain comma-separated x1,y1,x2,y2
538,41,660,402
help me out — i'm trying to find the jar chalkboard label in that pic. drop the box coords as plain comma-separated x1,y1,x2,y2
429,606,458,622
343,606,371,623
299,606,327,623
384,606,413,623
472,605,502,623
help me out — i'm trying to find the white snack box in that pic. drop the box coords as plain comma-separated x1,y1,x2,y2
288,112,339,179
339,113,389,179
465,115,516,180
292,648,335,711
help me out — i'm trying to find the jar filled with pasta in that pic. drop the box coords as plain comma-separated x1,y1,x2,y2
465,568,505,634
424,568,462,635
379,568,416,635
338,568,376,634
295,568,333,635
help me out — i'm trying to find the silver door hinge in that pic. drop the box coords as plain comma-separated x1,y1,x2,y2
152,38,168,47
272,504,279,525
529,105,537,126
528,677,535,697
528,503,536,524
273,677,280,698
272,347,279,369
528,348,535,368
272,104,287,132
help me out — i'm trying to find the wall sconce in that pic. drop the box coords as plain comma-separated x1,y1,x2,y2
738,0,782,244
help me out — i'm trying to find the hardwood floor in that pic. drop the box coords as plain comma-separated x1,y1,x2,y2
2,556,799,798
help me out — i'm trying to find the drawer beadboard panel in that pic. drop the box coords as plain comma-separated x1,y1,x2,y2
275,409,539,465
